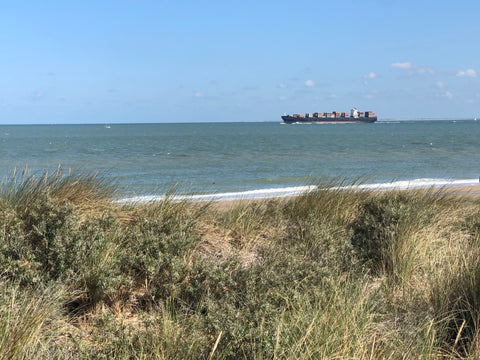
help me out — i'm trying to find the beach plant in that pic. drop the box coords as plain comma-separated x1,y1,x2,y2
348,190,440,284
0,197,125,309
429,218,480,357
121,199,208,305
270,275,380,359
79,306,212,359
0,281,68,360
281,185,362,273
0,170,129,312
219,200,277,245
0,167,115,215
1,173,480,358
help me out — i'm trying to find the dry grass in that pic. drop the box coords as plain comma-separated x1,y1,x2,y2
1,166,116,220
1,175,480,358
0,282,70,360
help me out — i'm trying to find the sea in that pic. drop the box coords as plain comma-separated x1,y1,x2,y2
1,120,479,203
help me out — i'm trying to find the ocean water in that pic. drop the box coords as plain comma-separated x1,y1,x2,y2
0,121,479,202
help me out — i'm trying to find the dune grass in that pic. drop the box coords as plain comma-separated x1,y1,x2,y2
1,172,480,358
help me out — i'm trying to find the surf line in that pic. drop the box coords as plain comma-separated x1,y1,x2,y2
115,179,479,205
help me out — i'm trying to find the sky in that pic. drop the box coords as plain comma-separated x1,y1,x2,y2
0,0,479,124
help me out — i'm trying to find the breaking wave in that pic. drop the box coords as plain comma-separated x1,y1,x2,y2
115,178,480,205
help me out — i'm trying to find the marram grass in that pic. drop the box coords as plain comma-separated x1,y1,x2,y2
0,173,479,358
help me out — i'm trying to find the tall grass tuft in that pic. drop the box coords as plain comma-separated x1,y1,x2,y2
430,219,480,357
349,189,443,283
0,166,116,216
0,281,68,359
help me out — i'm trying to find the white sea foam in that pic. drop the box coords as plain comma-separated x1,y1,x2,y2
344,178,479,191
115,179,479,205
115,185,316,205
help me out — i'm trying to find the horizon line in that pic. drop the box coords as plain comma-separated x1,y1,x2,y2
0,117,478,126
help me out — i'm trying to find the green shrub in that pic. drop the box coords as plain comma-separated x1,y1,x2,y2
348,191,437,281
2,174,480,358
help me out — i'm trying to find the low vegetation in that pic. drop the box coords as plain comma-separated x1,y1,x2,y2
1,171,480,359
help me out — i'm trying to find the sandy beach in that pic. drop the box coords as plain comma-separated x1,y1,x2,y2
208,184,480,212
437,184,480,198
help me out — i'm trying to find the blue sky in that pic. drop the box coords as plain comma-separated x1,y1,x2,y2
0,0,478,123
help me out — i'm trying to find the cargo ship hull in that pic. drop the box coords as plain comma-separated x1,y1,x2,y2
281,115,377,124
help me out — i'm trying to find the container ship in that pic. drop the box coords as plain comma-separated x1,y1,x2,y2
282,108,377,124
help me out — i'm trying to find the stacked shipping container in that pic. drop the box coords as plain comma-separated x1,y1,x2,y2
292,109,376,120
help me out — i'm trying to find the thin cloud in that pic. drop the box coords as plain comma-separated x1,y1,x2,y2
391,62,412,69
438,91,453,99
391,62,435,76
456,69,477,78
364,72,378,80
304,80,315,87
193,91,219,101
363,72,378,84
